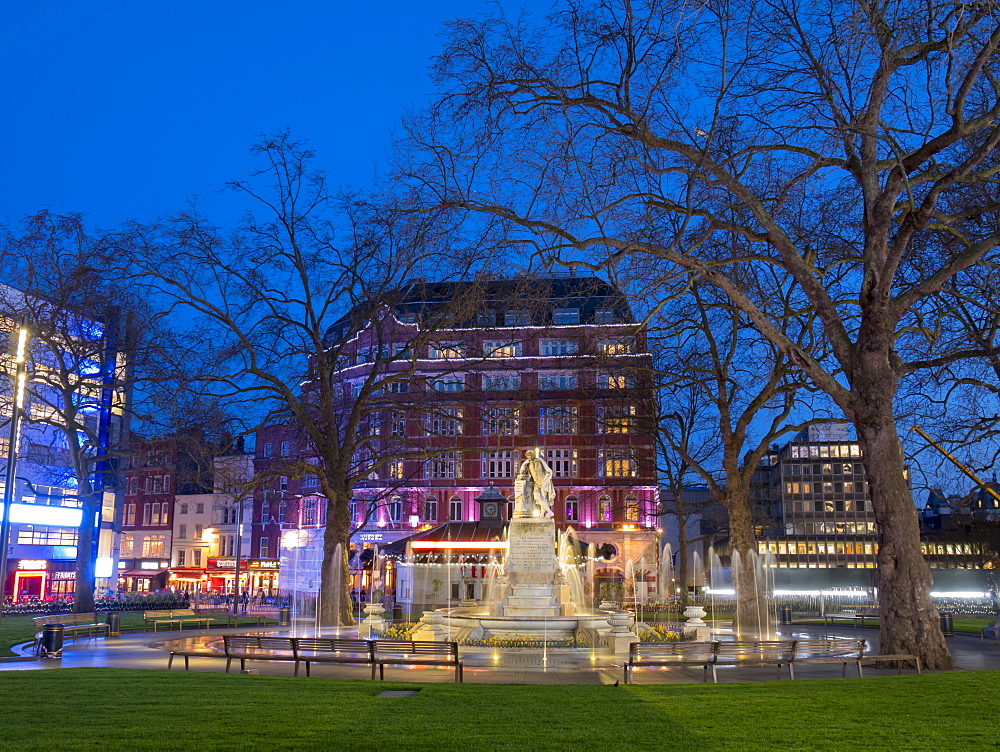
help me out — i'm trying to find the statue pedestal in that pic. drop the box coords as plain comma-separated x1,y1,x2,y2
502,517,558,618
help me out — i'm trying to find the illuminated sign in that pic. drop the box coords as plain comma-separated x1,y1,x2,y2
0,502,83,528
248,559,279,570
410,541,509,550
139,561,167,571
95,557,113,578
211,559,237,569
52,572,75,580
17,560,47,570
358,533,384,542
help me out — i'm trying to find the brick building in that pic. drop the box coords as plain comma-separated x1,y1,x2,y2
253,275,661,604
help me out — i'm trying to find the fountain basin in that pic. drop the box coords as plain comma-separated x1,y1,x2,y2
433,606,615,640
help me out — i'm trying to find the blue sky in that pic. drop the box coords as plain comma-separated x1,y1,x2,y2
0,1,525,229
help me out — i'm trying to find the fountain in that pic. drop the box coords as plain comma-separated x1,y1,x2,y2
413,451,620,647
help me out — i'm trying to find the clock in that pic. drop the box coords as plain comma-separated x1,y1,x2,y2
483,501,500,519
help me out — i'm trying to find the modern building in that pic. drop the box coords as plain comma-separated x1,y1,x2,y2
0,283,127,601
256,274,662,605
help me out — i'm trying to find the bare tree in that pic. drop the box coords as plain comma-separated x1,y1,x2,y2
122,135,482,625
400,0,1000,667
0,211,178,612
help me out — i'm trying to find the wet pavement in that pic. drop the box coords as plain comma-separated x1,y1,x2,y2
4,624,999,685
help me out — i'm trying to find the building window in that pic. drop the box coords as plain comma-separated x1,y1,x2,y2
430,343,465,359
427,408,463,436
428,451,458,479
196,503,204,514
280,441,290,456
125,504,135,526
349,499,358,523
625,495,640,522
176,549,185,566
127,477,137,494
390,412,406,437
261,500,270,521
142,504,151,525
195,524,203,540
504,309,530,326
449,496,464,521
598,496,612,522
259,537,269,558
484,341,522,358
141,534,165,558
178,524,187,540
598,373,632,389
163,476,170,493
565,496,579,521
483,407,521,436
424,497,438,522
429,375,465,392
179,503,188,515
279,476,288,491
388,496,402,522
540,339,578,356
482,451,515,479
594,308,615,324
538,372,577,390
553,308,580,325
476,310,497,326
389,381,410,394
193,549,202,566
545,448,578,478
388,460,405,480
263,443,273,458
303,498,318,526
598,404,636,433
120,534,133,557
482,372,520,391
598,338,633,355
278,501,287,523
540,406,578,435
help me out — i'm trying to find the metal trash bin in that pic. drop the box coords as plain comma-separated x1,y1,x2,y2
279,607,291,626
940,610,954,636
40,624,64,658
105,612,122,637
778,605,793,625
392,604,403,622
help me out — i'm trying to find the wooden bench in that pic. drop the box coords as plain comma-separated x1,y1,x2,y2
168,636,378,678
293,638,377,679
371,639,463,683
144,609,212,632
788,639,866,679
823,612,879,628
194,607,269,627
712,640,793,683
32,613,110,652
857,651,921,675
623,641,716,684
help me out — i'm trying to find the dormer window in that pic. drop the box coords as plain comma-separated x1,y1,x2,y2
553,308,580,325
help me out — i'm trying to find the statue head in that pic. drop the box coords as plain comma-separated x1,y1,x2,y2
523,449,536,460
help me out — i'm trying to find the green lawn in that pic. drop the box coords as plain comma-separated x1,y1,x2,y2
0,613,276,657
793,617,993,635
0,668,997,750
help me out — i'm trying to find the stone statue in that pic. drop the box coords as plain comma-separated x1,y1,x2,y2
515,449,555,518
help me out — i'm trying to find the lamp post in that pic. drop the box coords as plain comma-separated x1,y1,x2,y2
232,498,244,617
0,320,29,619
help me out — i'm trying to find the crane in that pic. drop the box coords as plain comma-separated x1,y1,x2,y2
909,425,1000,506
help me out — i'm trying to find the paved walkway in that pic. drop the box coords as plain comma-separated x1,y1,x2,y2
5,624,1000,684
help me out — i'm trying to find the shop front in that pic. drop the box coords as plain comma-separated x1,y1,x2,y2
118,558,170,592
3,559,77,601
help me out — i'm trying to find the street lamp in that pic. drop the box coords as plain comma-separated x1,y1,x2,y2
0,320,30,618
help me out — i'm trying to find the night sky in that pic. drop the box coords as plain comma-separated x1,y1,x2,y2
1,1,524,230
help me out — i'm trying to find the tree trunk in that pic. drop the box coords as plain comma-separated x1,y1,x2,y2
318,494,353,627
853,379,954,669
73,488,99,614
726,496,768,636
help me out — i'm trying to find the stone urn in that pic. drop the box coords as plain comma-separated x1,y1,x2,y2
683,604,707,626
413,610,449,642
607,610,634,634
364,602,386,619
598,600,616,611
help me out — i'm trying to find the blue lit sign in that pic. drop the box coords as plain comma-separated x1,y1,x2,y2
0,502,83,528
